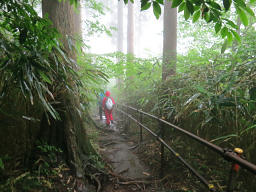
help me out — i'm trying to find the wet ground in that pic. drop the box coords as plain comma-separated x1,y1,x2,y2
93,115,192,192
99,130,150,179
94,116,155,191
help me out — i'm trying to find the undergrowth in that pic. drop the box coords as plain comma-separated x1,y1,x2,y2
0,141,72,192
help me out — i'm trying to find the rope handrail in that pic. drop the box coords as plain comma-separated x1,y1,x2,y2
118,104,256,175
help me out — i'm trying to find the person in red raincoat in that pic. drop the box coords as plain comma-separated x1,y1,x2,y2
102,91,115,127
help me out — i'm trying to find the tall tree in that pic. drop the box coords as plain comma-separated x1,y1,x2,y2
117,0,124,88
127,0,134,56
41,0,94,179
162,0,177,81
126,0,135,85
118,0,124,53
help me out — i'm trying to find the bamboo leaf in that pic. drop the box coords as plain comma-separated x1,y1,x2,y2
200,116,214,127
210,134,238,143
221,26,228,38
192,10,200,23
184,5,190,20
171,0,183,8
215,22,222,33
153,1,161,19
156,0,164,5
230,29,241,43
204,12,211,23
38,70,52,84
22,116,40,122
221,39,228,53
186,1,194,15
227,30,233,43
243,6,255,17
195,85,213,96
223,0,231,11
241,124,256,135
233,0,246,8
141,2,151,11
237,7,248,26
208,1,222,10
178,2,185,12
224,19,238,29
184,93,201,106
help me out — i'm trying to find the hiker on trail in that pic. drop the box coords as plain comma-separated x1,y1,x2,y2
98,92,105,120
102,91,115,127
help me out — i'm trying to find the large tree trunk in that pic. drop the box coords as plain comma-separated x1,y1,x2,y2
126,0,135,84
41,0,94,178
127,0,134,56
117,0,124,89
42,0,81,58
162,0,177,81
117,0,124,53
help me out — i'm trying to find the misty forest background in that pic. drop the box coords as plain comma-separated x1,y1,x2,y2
0,0,256,191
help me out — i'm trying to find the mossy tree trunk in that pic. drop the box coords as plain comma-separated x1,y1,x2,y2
41,0,94,177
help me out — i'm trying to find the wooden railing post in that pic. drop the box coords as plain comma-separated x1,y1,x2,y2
160,117,165,177
139,111,143,143
227,148,244,192
128,107,130,130
126,106,129,132
122,105,125,127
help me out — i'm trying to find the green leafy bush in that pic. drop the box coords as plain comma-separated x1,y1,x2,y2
0,0,80,120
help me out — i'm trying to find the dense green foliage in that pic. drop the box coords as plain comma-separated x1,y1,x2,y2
110,26,256,148
0,0,109,119
0,0,108,190
0,0,82,120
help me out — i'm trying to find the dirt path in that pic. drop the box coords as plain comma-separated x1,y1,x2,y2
99,130,150,179
92,114,197,192
94,116,158,192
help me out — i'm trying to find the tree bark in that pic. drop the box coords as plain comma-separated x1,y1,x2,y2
126,0,135,83
162,0,177,81
118,0,124,53
127,0,134,56
42,0,81,58
41,0,94,178
117,0,124,89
